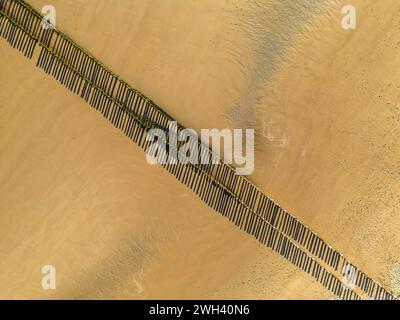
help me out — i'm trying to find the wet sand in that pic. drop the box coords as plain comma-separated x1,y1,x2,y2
0,45,331,299
1,0,399,298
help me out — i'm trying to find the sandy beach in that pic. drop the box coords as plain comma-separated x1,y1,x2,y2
0,0,399,298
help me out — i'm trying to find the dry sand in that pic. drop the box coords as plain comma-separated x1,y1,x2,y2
0,0,399,298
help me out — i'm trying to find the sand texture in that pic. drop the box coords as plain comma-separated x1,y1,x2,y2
0,0,399,299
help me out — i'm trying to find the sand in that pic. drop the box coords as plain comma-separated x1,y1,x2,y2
0,43,332,299
0,0,399,298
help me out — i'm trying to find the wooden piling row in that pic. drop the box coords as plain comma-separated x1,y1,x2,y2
1,0,396,300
